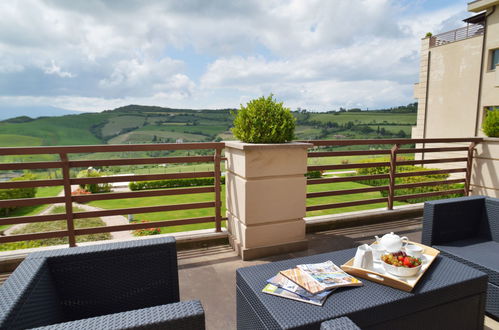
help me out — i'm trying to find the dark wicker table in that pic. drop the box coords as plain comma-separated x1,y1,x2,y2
237,248,488,330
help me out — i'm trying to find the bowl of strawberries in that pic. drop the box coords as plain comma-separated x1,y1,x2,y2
381,251,422,277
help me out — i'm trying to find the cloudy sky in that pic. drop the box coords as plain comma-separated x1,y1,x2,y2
0,0,473,113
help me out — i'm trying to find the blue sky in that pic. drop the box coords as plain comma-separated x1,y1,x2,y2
0,0,474,112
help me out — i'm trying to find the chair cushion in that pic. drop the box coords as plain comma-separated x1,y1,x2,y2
435,238,499,286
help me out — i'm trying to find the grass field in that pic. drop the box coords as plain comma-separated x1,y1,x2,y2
308,112,416,125
87,179,402,234
101,115,146,137
0,206,111,251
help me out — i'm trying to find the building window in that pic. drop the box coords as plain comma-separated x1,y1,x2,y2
490,49,499,70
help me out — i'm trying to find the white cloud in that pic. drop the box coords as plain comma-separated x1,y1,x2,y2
43,60,76,78
0,0,474,111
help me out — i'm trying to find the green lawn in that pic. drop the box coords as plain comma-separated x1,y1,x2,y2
89,186,227,233
0,206,111,251
305,181,406,217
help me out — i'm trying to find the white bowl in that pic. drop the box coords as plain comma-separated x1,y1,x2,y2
382,259,422,277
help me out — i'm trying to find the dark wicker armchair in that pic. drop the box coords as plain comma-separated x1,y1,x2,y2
422,195,499,320
0,237,205,329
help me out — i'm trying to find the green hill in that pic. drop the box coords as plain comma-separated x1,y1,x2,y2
0,103,417,149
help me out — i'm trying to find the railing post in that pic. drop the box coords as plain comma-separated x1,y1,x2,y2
464,142,476,196
214,146,222,232
60,153,77,247
388,144,399,210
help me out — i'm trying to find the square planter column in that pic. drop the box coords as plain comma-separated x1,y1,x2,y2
225,141,312,260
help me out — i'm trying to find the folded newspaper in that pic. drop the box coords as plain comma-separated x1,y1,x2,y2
262,273,334,306
280,260,362,294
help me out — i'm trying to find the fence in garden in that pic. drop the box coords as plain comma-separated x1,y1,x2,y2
0,137,483,246
301,138,482,212
0,143,224,246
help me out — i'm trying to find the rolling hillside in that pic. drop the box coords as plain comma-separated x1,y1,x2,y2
0,104,417,148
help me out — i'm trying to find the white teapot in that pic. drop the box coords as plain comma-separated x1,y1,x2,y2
374,232,409,253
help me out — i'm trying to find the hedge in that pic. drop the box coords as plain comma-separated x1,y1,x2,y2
0,174,37,216
129,176,226,191
356,159,464,203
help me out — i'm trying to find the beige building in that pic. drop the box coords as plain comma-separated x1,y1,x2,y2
413,0,499,139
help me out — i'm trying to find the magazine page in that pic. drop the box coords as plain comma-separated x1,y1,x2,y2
280,267,325,294
297,260,362,290
262,284,328,306
267,274,332,300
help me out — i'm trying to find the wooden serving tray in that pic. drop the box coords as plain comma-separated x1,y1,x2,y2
341,241,440,292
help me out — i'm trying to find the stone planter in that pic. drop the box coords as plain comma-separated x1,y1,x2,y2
225,141,312,260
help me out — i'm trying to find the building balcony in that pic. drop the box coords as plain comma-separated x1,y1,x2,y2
1,137,498,329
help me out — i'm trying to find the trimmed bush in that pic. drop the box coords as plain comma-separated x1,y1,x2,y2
129,176,226,191
76,168,112,193
305,171,322,179
0,174,37,216
232,94,296,143
356,158,463,203
482,107,499,137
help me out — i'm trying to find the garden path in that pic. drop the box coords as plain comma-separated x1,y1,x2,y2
3,186,133,240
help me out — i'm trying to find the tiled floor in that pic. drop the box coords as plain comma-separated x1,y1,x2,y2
177,217,499,330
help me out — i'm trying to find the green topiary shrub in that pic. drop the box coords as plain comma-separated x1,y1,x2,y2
232,94,296,143
482,107,499,137
76,167,112,194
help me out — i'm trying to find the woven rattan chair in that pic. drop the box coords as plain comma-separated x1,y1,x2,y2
422,195,499,320
0,237,205,329
320,317,361,329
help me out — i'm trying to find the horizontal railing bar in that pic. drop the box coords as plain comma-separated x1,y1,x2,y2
74,216,215,235
308,150,391,157
0,213,67,226
0,196,65,208
0,161,62,170
0,142,225,155
0,230,68,243
307,198,387,211
395,168,467,177
72,186,215,203
397,158,468,166
392,189,465,201
0,179,64,189
307,186,389,198
308,162,390,171
307,174,390,185
395,179,465,190
398,147,469,153
70,156,215,167
300,138,482,146
71,171,215,185
72,201,216,219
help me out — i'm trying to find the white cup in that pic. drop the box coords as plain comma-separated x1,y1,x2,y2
404,244,424,258
353,244,374,269
371,244,385,260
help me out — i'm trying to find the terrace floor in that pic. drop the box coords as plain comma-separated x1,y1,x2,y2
0,217,497,329
177,217,499,330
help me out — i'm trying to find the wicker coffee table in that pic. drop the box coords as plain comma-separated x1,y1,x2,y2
237,248,487,330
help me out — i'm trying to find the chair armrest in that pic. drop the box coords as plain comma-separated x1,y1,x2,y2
0,259,65,329
321,316,361,330
422,196,486,246
32,300,205,330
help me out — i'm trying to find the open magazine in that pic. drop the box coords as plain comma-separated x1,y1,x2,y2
280,260,362,294
262,274,333,306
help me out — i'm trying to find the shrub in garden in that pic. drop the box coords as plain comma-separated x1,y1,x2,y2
231,94,296,143
305,171,322,179
356,158,463,203
76,167,112,193
129,176,225,191
0,173,37,216
482,107,499,137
